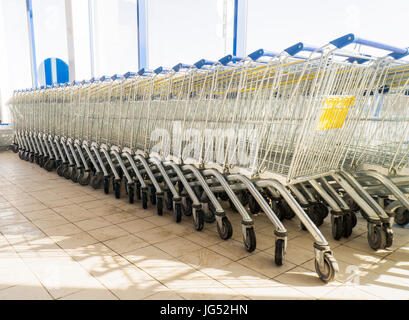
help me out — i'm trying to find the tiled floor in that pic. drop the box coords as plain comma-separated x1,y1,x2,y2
0,150,408,300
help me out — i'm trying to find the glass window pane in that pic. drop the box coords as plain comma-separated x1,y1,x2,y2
147,0,234,69
92,0,138,77
247,0,409,55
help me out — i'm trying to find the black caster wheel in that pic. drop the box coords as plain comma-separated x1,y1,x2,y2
141,190,148,209
113,180,121,199
104,177,110,194
34,155,41,165
219,192,229,201
367,223,386,250
183,197,193,216
136,183,142,200
228,199,238,213
193,209,204,231
269,198,283,220
11,144,19,153
71,168,80,183
91,173,104,189
238,191,249,207
44,159,55,172
302,205,323,229
18,150,24,160
38,156,45,167
165,192,173,211
127,184,134,204
278,198,295,220
216,217,233,240
78,171,91,186
150,187,157,205
204,202,216,223
275,239,285,266
157,197,163,216
313,202,329,220
384,226,393,248
248,195,261,215
331,215,343,240
63,166,73,180
56,164,64,177
174,202,182,223
342,212,353,238
395,208,409,226
315,253,338,283
243,227,257,252
28,153,35,163
351,212,357,228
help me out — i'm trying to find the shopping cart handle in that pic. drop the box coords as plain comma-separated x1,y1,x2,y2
99,76,110,82
111,74,123,81
248,49,278,61
90,77,98,83
284,42,304,56
81,80,89,85
219,55,232,65
124,71,136,79
330,33,408,57
194,59,216,69
154,67,169,74
172,63,192,72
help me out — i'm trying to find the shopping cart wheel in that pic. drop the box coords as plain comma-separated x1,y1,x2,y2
384,226,393,248
306,205,323,227
11,144,19,153
136,183,141,200
28,153,35,163
34,154,41,166
238,191,249,207
78,171,91,186
174,203,182,223
141,190,148,209
248,195,261,215
150,187,157,205
367,223,386,250
342,212,353,238
269,198,283,220
90,173,103,189
278,199,295,220
395,208,409,226
44,159,55,172
228,199,238,213
56,164,64,177
127,184,134,204
315,253,338,283
165,192,173,211
113,180,121,199
157,197,163,216
217,217,232,240
243,227,256,252
183,197,193,216
71,168,80,183
63,165,72,180
204,202,216,223
331,215,343,240
104,176,110,194
351,212,357,228
193,209,204,231
219,192,229,201
275,239,285,266
313,202,329,220
18,150,24,160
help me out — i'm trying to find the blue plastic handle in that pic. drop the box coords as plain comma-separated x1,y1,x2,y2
330,33,408,58
81,80,89,85
111,74,123,81
284,42,304,56
90,77,98,83
194,59,216,69
172,63,192,72
219,55,232,65
248,49,279,61
99,76,110,82
124,71,136,79
154,67,169,74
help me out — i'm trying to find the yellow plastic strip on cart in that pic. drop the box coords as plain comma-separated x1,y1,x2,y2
317,95,355,130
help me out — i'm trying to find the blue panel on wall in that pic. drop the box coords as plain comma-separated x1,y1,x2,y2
38,58,69,86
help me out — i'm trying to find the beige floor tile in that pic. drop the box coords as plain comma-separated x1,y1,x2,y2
143,290,183,300
160,222,196,237
21,208,59,221
332,245,383,269
136,226,179,244
237,251,296,278
179,248,232,269
87,205,126,217
208,240,251,261
70,195,97,204
264,243,314,266
104,234,149,254
108,280,167,300
0,285,52,300
61,288,118,300
144,215,174,227
75,217,112,231
322,285,381,300
103,212,139,224
155,236,202,258
33,215,69,229
386,246,409,262
56,232,99,250
88,225,130,242
42,223,83,237
182,230,223,247
117,219,156,234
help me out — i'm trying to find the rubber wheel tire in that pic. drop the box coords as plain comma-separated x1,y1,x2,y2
136,184,142,200
104,177,110,194
279,199,295,220
351,212,357,228
63,166,72,180
183,198,193,216
150,188,157,205
275,239,285,266
395,208,409,226
314,202,329,220
174,202,182,223
114,181,121,199
193,209,204,231
128,184,134,204
91,173,103,189
217,217,233,240
244,227,257,252
332,215,343,240
142,191,148,209
56,164,64,177
166,192,173,211
248,195,261,215
307,205,324,227
157,197,163,216
71,168,80,183
44,159,55,172
238,192,249,207
367,224,385,250
78,172,91,186
219,192,229,201
204,202,216,223
384,227,393,248
315,253,338,283
342,213,353,238
269,198,283,220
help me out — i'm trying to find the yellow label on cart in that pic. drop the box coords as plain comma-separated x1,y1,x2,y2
317,96,355,130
